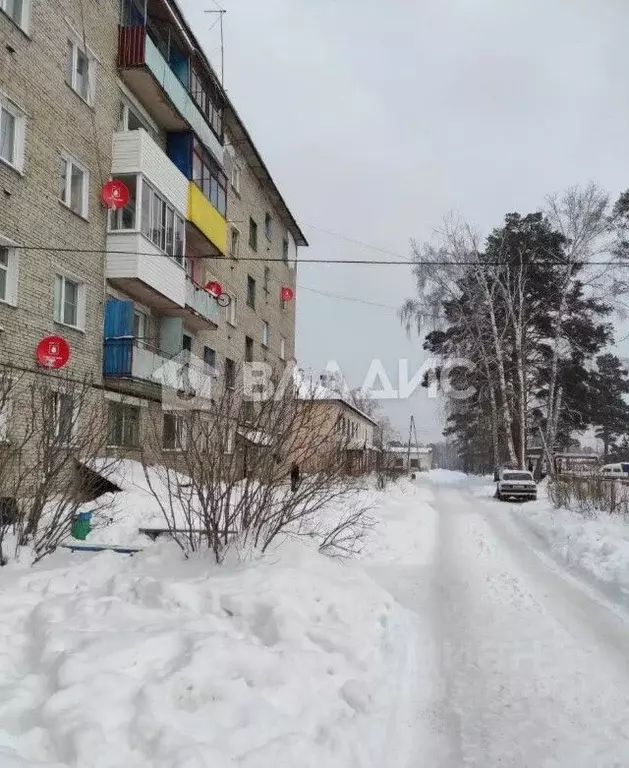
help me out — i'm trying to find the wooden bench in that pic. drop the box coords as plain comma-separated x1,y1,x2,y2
60,543,143,555
138,527,237,541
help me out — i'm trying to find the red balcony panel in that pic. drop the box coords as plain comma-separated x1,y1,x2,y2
118,25,146,68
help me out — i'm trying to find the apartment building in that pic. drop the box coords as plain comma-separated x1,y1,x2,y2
0,0,305,457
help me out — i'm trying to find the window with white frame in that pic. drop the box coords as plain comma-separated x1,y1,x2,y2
0,395,11,442
52,392,75,446
118,97,151,133
133,308,146,347
1,0,30,31
59,152,89,218
226,294,236,326
0,242,19,306
109,174,137,231
262,320,269,347
0,96,25,172
229,227,240,259
280,336,286,361
163,413,186,451
66,35,96,105
231,161,241,195
54,274,85,329
141,180,185,264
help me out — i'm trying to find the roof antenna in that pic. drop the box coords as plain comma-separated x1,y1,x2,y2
204,4,226,86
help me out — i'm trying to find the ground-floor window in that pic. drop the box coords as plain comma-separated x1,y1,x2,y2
107,402,140,448
163,413,187,451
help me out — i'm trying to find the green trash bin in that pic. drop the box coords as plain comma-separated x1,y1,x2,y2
71,511,92,541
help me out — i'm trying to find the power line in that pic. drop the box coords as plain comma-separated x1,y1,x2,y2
11,246,629,267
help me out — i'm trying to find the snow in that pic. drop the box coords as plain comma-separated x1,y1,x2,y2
0,473,432,767
427,468,469,485
510,492,629,597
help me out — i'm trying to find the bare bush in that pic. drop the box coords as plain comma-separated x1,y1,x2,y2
141,363,373,562
0,368,123,561
548,474,629,515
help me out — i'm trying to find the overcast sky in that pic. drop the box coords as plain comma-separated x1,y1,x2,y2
180,0,629,441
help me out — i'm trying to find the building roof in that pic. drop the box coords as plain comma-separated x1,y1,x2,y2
169,0,308,248
386,445,432,455
295,375,379,427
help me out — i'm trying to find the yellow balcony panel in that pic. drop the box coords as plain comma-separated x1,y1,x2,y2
188,182,227,256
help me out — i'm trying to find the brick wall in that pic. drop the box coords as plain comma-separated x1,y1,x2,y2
0,0,121,380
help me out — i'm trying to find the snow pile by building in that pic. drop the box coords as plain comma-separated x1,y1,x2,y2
0,476,427,768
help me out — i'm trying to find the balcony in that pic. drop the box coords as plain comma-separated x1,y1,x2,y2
106,232,187,310
188,182,227,256
112,129,188,213
103,340,213,400
185,277,219,330
118,25,224,166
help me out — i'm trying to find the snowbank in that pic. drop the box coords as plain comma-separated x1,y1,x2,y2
0,478,425,767
511,501,629,597
427,468,469,485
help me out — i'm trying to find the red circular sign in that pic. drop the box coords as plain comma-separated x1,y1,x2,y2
101,180,130,210
36,336,70,369
280,286,294,302
205,281,223,297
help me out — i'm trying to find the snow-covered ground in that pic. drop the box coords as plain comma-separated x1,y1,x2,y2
0,472,430,768
507,481,629,599
6,469,629,766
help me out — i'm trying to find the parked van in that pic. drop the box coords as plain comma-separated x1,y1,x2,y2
600,463,629,478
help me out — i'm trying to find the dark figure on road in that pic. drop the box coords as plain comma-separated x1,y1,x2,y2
290,462,300,493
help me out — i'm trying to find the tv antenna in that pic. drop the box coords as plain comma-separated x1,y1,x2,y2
205,5,226,86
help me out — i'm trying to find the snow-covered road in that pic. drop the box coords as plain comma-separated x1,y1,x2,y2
382,475,629,767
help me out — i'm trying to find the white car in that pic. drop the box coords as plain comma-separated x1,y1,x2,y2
494,468,537,502
600,463,629,479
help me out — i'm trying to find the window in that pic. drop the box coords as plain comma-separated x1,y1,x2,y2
245,336,254,363
264,267,270,294
133,309,146,346
54,274,85,329
264,213,272,240
66,36,96,105
107,402,140,448
141,180,185,262
182,333,193,353
117,97,152,134
109,175,137,230
192,140,227,215
244,400,254,423
52,392,75,446
230,227,240,259
1,0,29,32
224,428,235,455
225,357,236,390
163,413,186,451
282,237,289,264
262,321,269,348
190,67,223,140
0,97,25,172
280,336,286,361
0,243,18,306
59,152,89,218
0,396,10,442
226,294,237,326
249,218,258,251
231,161,241,194
247,275,256,309
203,345,216,373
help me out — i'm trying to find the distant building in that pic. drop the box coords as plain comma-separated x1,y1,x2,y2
294,374,379,475
385,445,432,472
